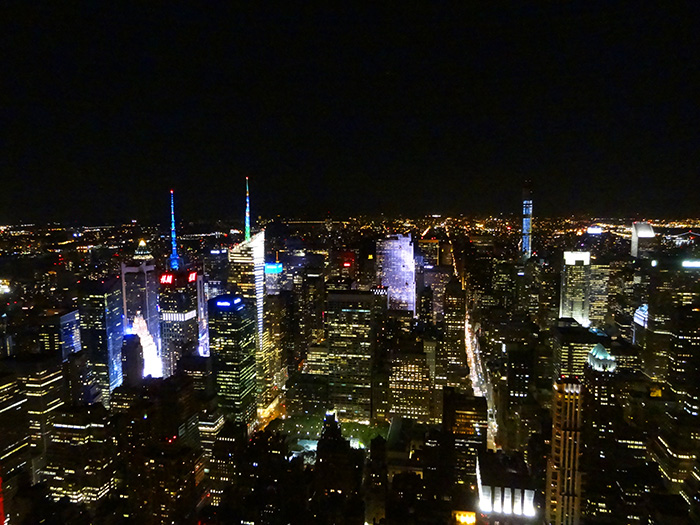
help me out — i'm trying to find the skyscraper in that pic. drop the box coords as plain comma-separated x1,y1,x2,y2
0,371,30,511
208,295,257,430
121,334,144,388
229,228,271,414
444,276,467,368
79,277,124,404
43,404,115,508
159,269,202,378
443,387,488,483
121,240,160,354
546,379,583,525
630,221,656,258
522,181,533,262
560,251,591,328
326,291,378,423
376,234,416,314
160,191,208,375
2,353,64,481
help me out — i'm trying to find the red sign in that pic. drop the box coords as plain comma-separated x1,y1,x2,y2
160,274,173,285
188,271,197,283
343,262,352,268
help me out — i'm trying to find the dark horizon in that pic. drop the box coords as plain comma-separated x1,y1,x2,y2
3,3,700,223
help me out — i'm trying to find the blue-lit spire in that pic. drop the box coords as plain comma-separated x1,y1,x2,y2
245,176,251,241
169,189,180,270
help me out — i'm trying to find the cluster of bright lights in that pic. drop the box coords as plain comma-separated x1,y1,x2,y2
133,314,162,378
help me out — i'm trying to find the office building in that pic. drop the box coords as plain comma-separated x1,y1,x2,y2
443,388,488,483
159,268,202,377
79,277,124,404
121,240,160,353
389,346,431,424
0,371,30,513
560,252,591,328
121,334,144,388
229,231,272,413
546,379,583,525
376,234,416,314
326,291,378,423
444,276,466,368
43,404,115,508
58,310,81,361
2,353,64,481
208,295,257,429
631,221,656,258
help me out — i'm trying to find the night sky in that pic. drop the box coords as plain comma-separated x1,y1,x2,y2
2,3,699,224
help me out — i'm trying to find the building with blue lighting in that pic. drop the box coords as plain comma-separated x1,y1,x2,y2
78,277,124,406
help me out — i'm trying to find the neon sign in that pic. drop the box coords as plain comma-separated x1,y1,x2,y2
188,271,197,282
160,274,173,284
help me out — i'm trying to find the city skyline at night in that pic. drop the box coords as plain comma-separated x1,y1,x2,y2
1,3,700,524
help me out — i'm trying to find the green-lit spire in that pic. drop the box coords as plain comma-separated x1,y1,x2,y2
245,176,251,241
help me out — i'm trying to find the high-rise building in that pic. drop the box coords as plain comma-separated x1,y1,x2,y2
443,388,488,483
2,354,64,481
668,304,700,416
376,234,416,314
58,310,81,361
121,334,144,388
159,269,203,378
229,230,272,413
424,266,453,323
63,350,101,406
444,276,467,368
208,295,257,429
326,291,378,423
389,345,431,424
121,240,160,353
0,371,30,513
546,379,583,525
43,404,115,508
79,277,124,404
631,221,656,258
560,252,591,328
551,320,604,378
522,181,533,262
588,262,610,328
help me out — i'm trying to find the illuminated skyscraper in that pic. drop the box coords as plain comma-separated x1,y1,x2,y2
444,276,467,368
631,221,656,258
43,404,115,508
79,277,124,404
0,371,30,511
588,262,610,329
522,181,533,261
443,388,488,483
546,379,583,525
121,240,160,354
560,252,591,328
326,291,378,423
169,189,182,271
376,234,416,314
389,346,431,423
160,191,208,373
159,268,203,377
3,354,64,481
208,295,257,429
229,231,272,414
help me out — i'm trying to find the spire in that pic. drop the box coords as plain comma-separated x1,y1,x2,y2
169,189,180,270
245,176,251,241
